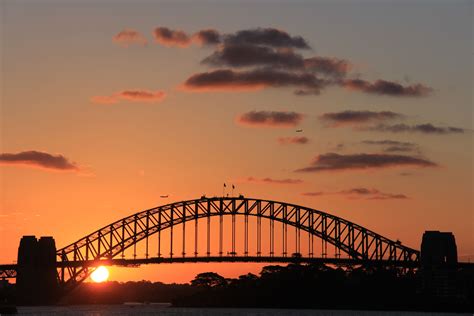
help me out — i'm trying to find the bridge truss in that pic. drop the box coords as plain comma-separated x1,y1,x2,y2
56,197,420,287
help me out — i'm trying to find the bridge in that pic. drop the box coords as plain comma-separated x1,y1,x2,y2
1,196,425,289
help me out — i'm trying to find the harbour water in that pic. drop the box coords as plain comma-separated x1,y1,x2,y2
13,306,471,316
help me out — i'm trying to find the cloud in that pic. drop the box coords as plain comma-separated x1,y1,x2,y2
151,27,309,49
342,79,432,97
145,25,430,98
277,136,309,145
153,27,192,47
237,111,304,127
201,44,350,79
193,29,221,45
91,89,166,104
117,90,166,102
303,57,351,77
0,151,80,172
361,140,419,153
244,177,303,184
295,153,437,172
364,123,465,135
224,28,310,49
182,68,326,94
113,29,148,47
319,110,404,127
302,187,409,200
301,192,326,196
202,44,305,68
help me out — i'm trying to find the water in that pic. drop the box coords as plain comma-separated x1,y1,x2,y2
13,306,471,316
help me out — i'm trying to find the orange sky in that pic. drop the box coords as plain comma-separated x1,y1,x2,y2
0,1,472,283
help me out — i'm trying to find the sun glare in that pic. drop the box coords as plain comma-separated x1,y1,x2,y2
90,266,109,283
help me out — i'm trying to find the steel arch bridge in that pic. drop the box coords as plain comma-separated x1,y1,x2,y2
53,196,419,287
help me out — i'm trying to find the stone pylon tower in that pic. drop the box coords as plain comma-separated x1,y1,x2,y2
16,235,58,305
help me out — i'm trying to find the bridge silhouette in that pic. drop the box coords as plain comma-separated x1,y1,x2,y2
1,196,427,291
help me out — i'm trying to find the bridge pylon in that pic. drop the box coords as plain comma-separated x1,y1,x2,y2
16,235,58,305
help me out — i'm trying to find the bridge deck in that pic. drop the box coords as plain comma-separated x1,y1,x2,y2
2,257,473,279
55,256,421,268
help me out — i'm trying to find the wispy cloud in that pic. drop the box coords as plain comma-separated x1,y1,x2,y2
295,153,437,173
342,79,432,97
319,110,404,127
303,57,351,77
302,187,409,200
0,151,80,172
277,136,309,145
113,29,148,47
243,177,304,184
153,27,192,47
91,89,166,104
236,111,304,127
363,123,465,135
362,140,420,153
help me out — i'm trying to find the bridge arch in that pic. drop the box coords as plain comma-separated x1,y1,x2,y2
57,197,419,286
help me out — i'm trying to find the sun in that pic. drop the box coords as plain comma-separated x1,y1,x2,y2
90,266,109,283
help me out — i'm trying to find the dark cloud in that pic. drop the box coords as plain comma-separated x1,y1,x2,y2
303,187,409,200
365,123,465,135
193,29,221,45
303,57,351,77
201,44,351,79
182,68,326,94
278,136,309,145
91,89,166,104
113,29,148,47
362,140,419,153
0,151,79,171
343,79,432,97
319,110,404,127
151,27,309,49
295,153,437,172
202,44,304,68
153,27,192,47
245,177,303,184
237,111,304,127
146,25,432,98
224,28,310,49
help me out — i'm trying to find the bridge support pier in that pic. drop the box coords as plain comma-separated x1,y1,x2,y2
16,236,58,305
419,231,460,304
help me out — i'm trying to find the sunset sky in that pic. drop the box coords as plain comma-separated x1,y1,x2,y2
1,0,473,283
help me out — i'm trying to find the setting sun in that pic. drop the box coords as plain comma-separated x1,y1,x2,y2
90,266,109,283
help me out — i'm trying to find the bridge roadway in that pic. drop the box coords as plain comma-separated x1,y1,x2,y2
3,257,474,280
0,256,424,279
